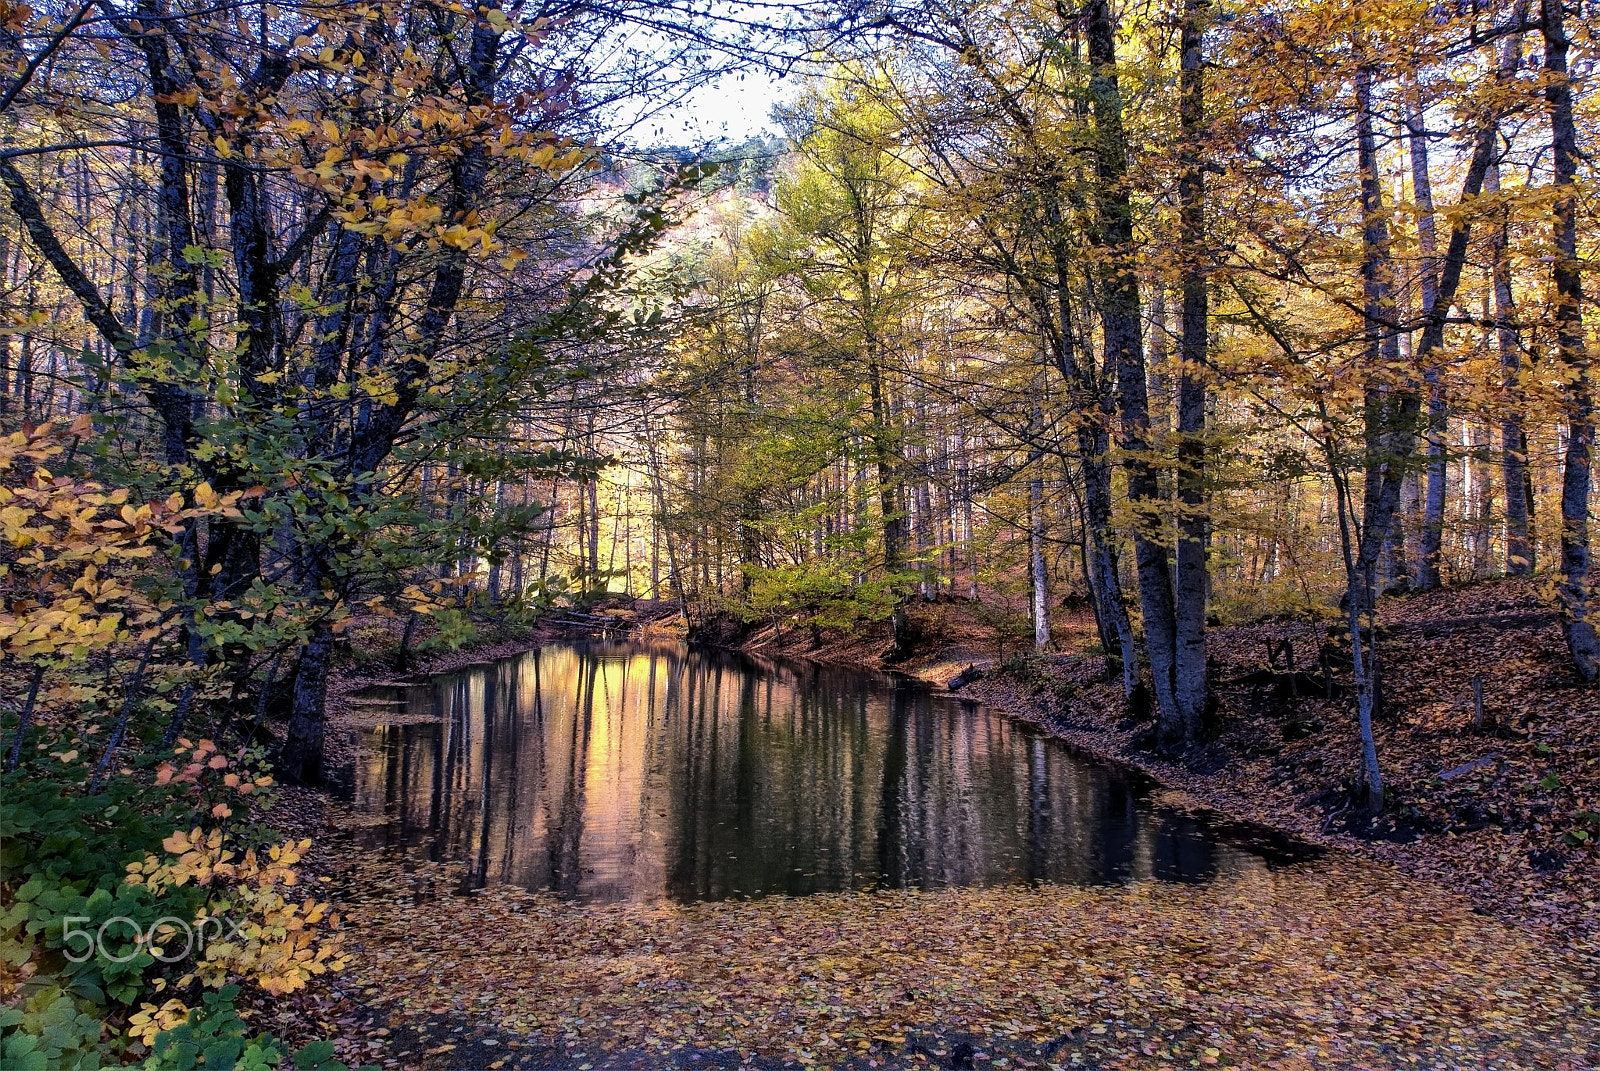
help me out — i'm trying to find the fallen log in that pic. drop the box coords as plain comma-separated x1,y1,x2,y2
947,665,985,691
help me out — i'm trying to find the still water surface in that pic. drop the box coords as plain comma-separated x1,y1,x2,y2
350,642,1281,902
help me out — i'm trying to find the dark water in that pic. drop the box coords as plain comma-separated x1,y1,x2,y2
349,642,1284,903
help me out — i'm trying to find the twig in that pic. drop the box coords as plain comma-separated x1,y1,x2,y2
238,653,282,762
161,678,198,746
89,634,158,794
0,2,96,112
4,662,47,772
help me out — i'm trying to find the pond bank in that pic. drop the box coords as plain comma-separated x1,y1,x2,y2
730,577,1600,968
311,580,1599,961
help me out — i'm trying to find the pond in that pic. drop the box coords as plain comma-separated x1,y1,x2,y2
346,641,1299,903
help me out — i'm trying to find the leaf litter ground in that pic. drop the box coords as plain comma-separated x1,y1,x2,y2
307,843,1595,1070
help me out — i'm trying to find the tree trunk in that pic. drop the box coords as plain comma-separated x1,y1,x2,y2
1148,286,1169,427
1087,0,1180,733
867,351,909,658
279,624,335,784
1485,17,1536,578
1487,157,1533,575
1470,420,1495,578
1542,0,1598,678
1077,432,1139,694
1349,62,1394,810
1172,0,1210,742
1321,402,1385,813
1408,78,1446,591
586,458,601,592
1030,473,1050,649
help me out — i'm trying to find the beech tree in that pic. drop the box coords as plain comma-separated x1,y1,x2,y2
1,0,759,780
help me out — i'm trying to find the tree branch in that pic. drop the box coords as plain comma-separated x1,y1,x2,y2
0,157,133,353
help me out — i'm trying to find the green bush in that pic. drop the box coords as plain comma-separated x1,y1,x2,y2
1,742,373,1070
2,755,208,1010
742,561,906,634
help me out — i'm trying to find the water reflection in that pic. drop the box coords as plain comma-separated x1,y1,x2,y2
350,642,1270,902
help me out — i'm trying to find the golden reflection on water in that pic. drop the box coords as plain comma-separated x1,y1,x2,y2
352,642,1271,902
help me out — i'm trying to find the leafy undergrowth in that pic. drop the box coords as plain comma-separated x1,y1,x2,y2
310,849,1599,1070
957,576,1600,962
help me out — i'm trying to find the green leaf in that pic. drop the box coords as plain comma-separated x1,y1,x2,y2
3,1031,41,1057
292,1040,336,1065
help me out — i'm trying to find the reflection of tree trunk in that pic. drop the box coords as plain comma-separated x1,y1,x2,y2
427,683,446,851
876,689,909,888
1026,737,1048,882
472,678,496,890
524,650,549,887
497,664,524,885
550,656,594,897
668,657,703,897
385,719,406,849
436,676,467,859
702,664,725,893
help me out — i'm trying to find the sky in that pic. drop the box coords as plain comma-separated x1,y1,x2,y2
638,69,795,145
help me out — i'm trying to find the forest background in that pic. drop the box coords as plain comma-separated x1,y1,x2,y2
0,0,1595,1066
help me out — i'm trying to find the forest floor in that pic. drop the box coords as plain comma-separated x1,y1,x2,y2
262,578,1598,1070
284,848,1595,1071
